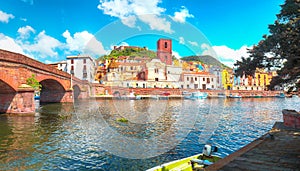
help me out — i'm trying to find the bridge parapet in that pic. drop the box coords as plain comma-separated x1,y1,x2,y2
0,49,71,80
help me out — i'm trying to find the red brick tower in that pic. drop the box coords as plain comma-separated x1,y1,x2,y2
157,39,172,65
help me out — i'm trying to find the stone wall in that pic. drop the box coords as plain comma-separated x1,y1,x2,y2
283,109,300,129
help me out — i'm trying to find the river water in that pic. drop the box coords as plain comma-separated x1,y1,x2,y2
0,97,299,170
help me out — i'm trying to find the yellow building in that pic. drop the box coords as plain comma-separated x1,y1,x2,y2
254,68,274,90
222,69,233,90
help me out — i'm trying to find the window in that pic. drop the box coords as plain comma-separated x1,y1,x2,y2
70,66,74,74
164,42,168,48
207,78,210,83
187,77,189,81
155,68,158,73
83,73,87,79
203,78,205,81
83,59,86,64
155,78,159,81
195,77,197,81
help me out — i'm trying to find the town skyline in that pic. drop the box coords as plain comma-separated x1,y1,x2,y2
0,0,284,67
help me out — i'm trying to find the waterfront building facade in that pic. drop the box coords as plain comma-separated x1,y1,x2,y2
222,69,233,90
209,65,223,90
166,65,182,82
103,56,149,87
66,55,96,83
232,68,275,91
181,72,217,90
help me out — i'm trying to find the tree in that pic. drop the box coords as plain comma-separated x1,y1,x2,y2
26,74,42,91
234,0,300,90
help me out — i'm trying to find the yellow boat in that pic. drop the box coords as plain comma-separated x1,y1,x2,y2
147,145,222,171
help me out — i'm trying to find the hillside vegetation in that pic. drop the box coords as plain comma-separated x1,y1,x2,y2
98,47,229,69
98,47,156,60
181,55,230,69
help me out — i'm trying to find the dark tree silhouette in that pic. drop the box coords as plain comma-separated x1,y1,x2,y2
234,0,300,90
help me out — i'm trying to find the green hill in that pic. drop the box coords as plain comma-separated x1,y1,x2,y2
98,47,156,61
97,47,230,69
181,55,230,69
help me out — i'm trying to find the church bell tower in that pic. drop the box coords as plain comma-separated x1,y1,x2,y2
157,39,172,65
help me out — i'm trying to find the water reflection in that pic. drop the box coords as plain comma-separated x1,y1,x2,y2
0,97,299,170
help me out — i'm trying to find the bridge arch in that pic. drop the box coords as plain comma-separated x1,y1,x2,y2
39,79,67,103
73,85,81,100
0,80,16,113
0,79,16,93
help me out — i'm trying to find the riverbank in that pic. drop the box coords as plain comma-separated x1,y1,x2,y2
206,110,300,171
91,90,289,99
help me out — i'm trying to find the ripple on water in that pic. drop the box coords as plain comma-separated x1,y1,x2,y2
0,98,299,170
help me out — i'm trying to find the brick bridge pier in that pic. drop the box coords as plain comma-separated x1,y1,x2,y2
0,49,90,114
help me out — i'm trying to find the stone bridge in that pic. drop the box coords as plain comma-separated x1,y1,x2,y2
0,49,90,114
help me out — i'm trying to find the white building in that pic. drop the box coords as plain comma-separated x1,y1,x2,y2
166,65,182,82
66,55,96,83
182,72,217,90
209,66,223,90
49,61,67,72
146,59,167,82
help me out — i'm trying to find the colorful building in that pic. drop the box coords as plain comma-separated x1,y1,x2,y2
181,72,217,90
222,69,233,90
232,68,275,91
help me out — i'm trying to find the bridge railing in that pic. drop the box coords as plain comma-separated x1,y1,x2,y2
0,49,71,79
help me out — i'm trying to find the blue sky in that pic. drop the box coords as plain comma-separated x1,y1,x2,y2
0,0,283,67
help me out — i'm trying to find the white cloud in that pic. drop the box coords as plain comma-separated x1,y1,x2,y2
200,44,251,67
121,15,137,28
17,25,35,39
97,0,173,33
118,42,129,46
171,6,194,23
20,18,27,22
201,43,217,58
172,51,181,59
44,60,55,64
179,36,185,44
213,45,250,63
188,40,199,47
62,30,107,56
22,30,62,58
0,33,25,54
138,14,173,33
0,10,15,23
